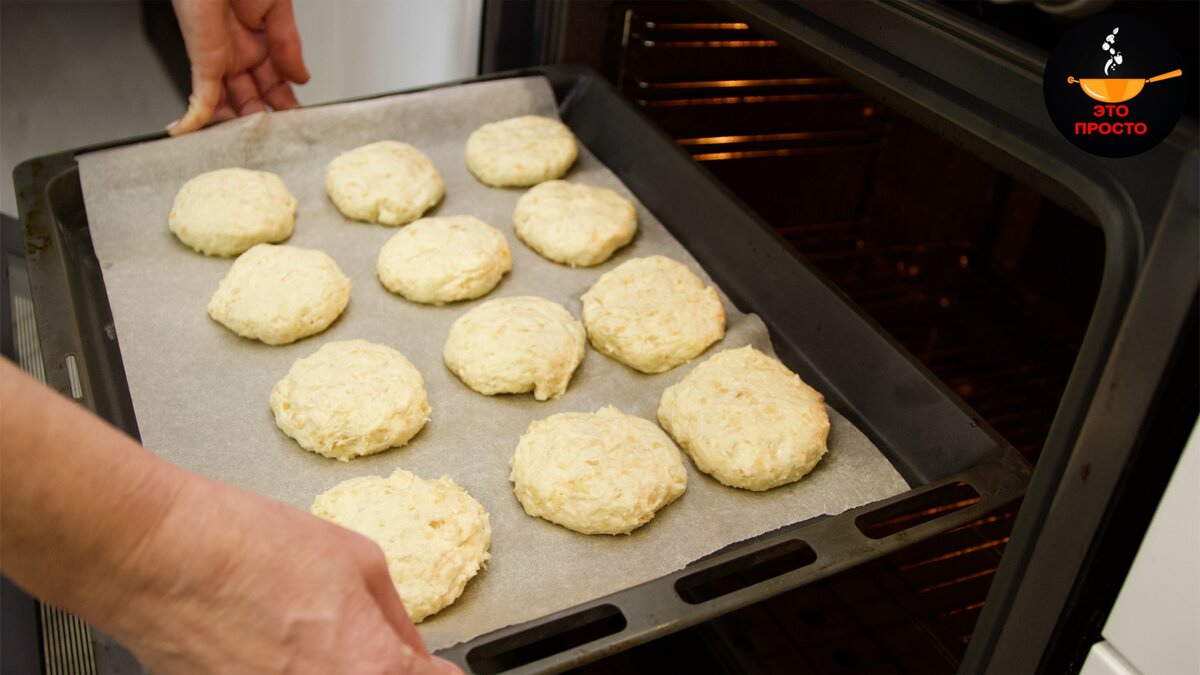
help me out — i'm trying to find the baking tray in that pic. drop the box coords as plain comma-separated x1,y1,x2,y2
15,64,1029,674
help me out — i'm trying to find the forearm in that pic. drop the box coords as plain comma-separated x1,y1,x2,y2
0,359,189,627
1,359,447,672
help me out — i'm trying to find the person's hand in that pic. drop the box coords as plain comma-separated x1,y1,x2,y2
105,476,460,674
168,0,310,135
1,361,458,673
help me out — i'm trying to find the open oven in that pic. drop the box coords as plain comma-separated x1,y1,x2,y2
5,1,1196,674
479,1,1197,672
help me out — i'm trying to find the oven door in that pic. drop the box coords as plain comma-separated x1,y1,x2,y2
477,0,1199,672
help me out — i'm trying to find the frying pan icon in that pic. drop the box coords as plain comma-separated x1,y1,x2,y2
1066,69,1183,103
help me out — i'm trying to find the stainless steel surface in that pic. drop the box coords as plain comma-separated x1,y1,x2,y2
40,605,97,675
9,257,45,383
0,0,179,216
7,249,101,675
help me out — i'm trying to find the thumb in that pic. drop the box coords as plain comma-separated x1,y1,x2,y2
169,74,223,135
361,549,430,660
429,656,465,675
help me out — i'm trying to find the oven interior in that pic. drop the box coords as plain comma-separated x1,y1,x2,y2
557,2,1105,672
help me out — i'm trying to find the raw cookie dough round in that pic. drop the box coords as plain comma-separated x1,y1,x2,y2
510,406,687,535
443,296,585,401
168,167,297,257
512,180,637,267
465,115,578,188
270,340,430,461
376,216,511,304
207,243,351,345
325,141,444,225
311,468,490,622
657,346,830,491
581,255,725,373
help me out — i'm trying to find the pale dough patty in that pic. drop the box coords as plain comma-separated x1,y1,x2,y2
376,216,511,305
168,168,297,257
465,115,578,188
207,244,351,345
311,469,491,623
270,340,430,461
513,180,637,267
658,346,830,491
325,141,444,226
443,296,585,401
581,255,725,373
510,406,687,535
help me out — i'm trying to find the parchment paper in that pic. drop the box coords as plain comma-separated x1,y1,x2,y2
77,77,909,651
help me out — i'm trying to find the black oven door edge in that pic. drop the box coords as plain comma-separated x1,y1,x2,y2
714,2,1198,672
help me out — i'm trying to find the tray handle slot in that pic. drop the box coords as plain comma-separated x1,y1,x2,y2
465,604,626,675
854,480,980,540
674,538,817,604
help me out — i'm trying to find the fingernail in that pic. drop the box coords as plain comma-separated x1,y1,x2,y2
166,119,180,133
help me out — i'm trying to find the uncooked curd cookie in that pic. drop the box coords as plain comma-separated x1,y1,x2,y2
657,346,830,491
311,469,491,622
512,180,637,267
581,255,725,373
207,243,351,345
465,115,578,187
169,167,296,257
376,216,511,304
510,406,687,535
443,296,585,401
325,141,444,225
270,340,431,461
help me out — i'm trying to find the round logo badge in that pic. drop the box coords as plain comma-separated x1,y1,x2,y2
1044,14,1186,158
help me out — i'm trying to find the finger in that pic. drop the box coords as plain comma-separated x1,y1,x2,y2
406,655,463,675
251,58,301,111
362,555,430,660
225,72,267,116
172,0,232,68
227,15,268,74
230,0,307,83
168,0,232,135
430,656,466,675
209,86,238,124
211,105,238,124
264,0,310,83
228,0,275,29
382,637,442,675
351,589,445,675
385,643,460,675
170,74,223,135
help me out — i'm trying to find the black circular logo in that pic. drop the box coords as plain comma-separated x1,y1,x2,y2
1044,14,1186,158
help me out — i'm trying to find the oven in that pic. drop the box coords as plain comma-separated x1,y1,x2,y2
4,1,1196,674
476,1,1198,672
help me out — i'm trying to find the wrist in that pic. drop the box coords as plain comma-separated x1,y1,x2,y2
83,460,204,635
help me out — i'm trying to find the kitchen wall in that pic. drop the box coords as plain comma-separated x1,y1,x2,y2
0,0,483,216
0,0,179,216
292,0,482,106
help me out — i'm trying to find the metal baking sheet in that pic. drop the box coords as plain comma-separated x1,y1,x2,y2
74,76,909,652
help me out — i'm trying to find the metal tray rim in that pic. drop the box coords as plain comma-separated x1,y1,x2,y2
15,64,1031,674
